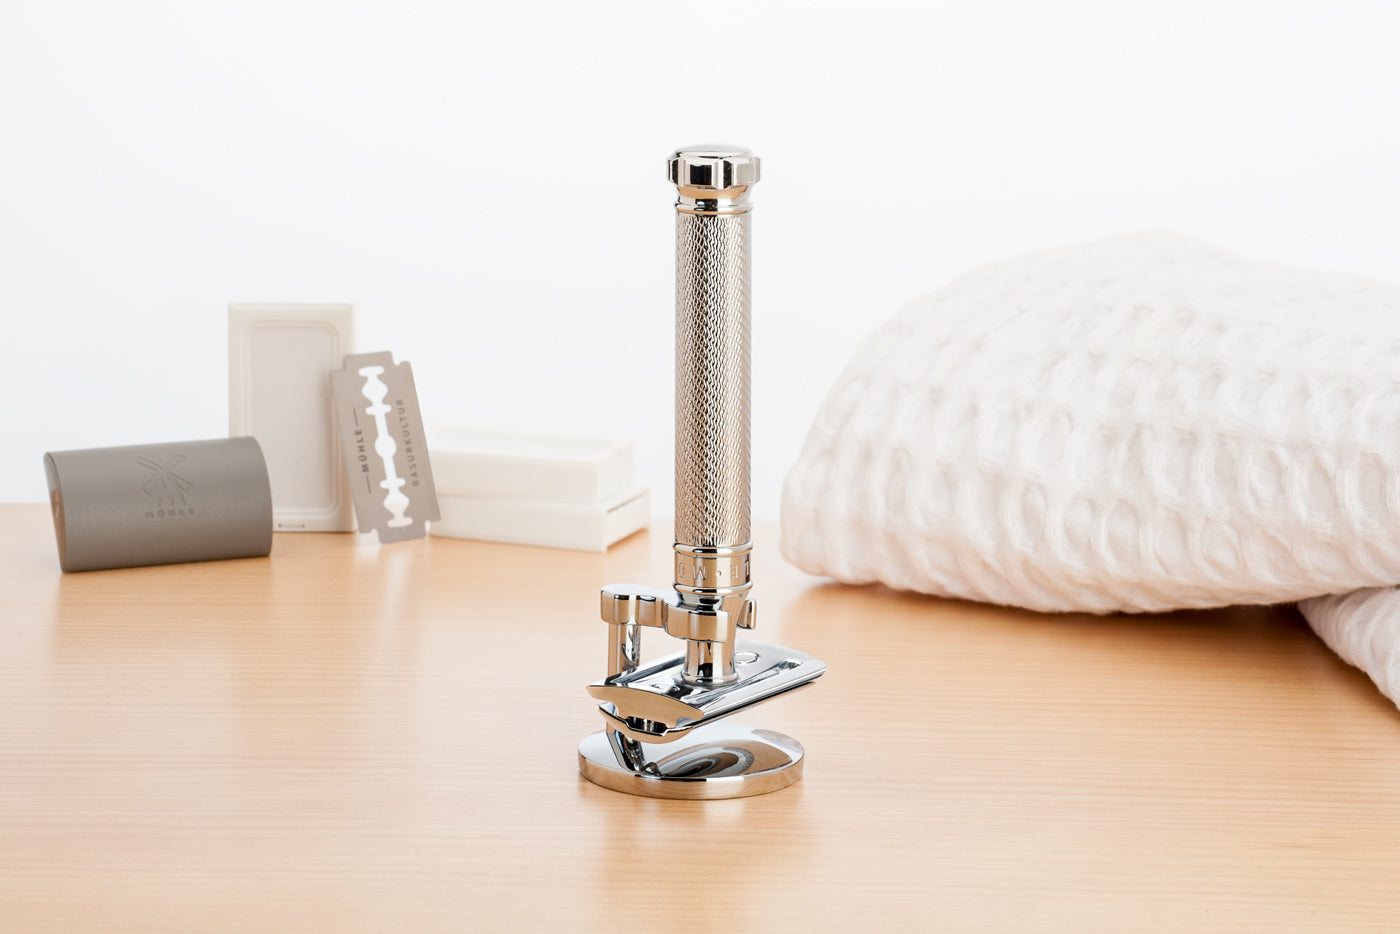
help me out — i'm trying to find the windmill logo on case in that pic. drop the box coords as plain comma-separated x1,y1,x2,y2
138,454,196,517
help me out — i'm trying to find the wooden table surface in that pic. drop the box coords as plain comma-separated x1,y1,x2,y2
3,502,1399,931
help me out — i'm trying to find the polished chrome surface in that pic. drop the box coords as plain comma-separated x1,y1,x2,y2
667,146,760,190
601,583,744,645
578,724,803,800
673,543,753,594
587,640,825,743
579,146,822,799
668,146,759,216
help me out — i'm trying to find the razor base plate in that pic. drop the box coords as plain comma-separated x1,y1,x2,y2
578,724,803,800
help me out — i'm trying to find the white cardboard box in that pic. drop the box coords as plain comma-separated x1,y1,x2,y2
430,429,633,505
430,487,650,552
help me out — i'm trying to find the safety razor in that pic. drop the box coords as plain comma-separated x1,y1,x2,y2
577,146,826,799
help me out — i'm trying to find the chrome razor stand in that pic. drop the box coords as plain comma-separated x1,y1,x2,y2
578,147,826,800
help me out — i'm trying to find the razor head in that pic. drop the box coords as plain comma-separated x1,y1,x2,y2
587,640,826,744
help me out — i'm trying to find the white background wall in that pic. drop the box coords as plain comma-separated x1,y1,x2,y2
3,1,1398,522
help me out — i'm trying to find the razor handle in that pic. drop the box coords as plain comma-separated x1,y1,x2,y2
669,148,760,683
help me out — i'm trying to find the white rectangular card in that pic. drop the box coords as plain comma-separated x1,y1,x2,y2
229,303,355,531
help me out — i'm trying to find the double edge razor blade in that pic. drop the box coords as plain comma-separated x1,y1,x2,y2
330,351,440,542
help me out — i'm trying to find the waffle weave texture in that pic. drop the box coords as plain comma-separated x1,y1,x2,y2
1299,589,1400,705
780,232,1400,704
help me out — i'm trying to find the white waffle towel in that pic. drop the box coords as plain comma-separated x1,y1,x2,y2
780,232,1400,707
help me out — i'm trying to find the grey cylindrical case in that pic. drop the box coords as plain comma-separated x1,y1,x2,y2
44,436,273,573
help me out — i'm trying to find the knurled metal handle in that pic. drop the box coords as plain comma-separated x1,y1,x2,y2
674,209,752,549
669,146,759,554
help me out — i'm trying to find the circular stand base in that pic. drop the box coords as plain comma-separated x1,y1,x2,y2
578,724,805,800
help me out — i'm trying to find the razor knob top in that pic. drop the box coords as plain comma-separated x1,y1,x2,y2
668,146,761,191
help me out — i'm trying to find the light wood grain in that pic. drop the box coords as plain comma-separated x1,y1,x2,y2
2,503,1399,931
